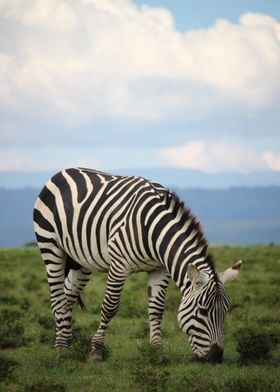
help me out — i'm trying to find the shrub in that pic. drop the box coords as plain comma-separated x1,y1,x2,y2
0,308,26,348
24,380,66,392
0,355,19,381
227,374,278,392
38,314,55,330
136,342,170,366
133,366,170,392
24,274,40,291
118,296,146,318
1,296,30,311
236,327,279,365
134,320,150,339
37,314,55,345
0,295,19,306
39,330,54,345
0,277,15,290
68,323,91,362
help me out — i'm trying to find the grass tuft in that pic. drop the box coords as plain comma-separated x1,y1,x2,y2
24,380,66,392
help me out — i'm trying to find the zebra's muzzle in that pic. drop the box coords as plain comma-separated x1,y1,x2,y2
194,344,223,364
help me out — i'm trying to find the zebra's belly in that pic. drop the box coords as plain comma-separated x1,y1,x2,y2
66,245,162,274
127,259,163,273
62,239,111,272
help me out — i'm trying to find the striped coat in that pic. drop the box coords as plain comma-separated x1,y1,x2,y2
34,167,241,363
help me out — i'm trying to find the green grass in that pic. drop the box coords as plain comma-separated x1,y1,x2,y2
0,246,279,391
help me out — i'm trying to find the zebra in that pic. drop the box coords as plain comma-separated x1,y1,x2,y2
33,167,242,363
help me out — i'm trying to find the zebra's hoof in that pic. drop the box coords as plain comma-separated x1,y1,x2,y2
89,351,104,361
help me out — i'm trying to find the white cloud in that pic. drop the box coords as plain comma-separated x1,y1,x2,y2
0,0,78,31
1,142,280,174
182,13,280,107
262,151,280,171
0,0,279,126
0,150,35,171
0,0,279,177
0,148,102,172
158,141,279,173
0,51,15,104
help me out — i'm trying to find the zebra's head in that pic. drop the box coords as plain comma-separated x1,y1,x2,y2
178,260,242,364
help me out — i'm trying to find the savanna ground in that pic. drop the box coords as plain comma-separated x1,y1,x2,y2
0,245,279,391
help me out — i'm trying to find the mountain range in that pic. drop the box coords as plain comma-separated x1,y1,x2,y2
0,185,279,247
0,168,280,189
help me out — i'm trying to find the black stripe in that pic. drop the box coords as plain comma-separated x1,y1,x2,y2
33,208,55,232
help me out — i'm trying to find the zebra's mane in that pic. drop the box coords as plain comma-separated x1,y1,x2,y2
165,191,218,281
165,191,206,242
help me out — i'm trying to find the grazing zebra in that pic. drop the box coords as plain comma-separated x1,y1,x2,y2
33,167,242,363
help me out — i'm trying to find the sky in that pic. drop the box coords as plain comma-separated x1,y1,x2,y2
0,0,280,175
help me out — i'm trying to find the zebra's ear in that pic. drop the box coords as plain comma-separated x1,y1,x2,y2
187,264,199,282
187,264,209,287
219,260,242,285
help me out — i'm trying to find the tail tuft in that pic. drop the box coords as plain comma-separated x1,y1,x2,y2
77,295,88,313
65,256,88,313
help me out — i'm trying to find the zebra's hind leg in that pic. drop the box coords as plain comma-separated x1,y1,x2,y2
38,243,73,349
90,263,128,361
62,265,92,350
147,269,170,345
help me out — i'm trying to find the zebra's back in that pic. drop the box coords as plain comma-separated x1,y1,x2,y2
34,167,166,272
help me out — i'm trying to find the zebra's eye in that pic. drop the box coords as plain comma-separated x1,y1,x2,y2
199,307,208,317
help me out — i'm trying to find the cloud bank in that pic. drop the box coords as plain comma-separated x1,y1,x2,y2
0,0,279,174
1,1,280,123
159,141,280,173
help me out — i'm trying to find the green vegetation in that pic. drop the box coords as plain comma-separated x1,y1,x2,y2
0,246,279,391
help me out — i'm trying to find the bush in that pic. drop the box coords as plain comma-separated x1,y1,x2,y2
0,355,19,381
24,380,66,392
0,296,30,311
136,342,170,366
227,374,278,392
38,314,55,344
0,308,26,348
134,320,150,339
67,323,91,362
236,327,279,365
24,274,40,291
118,296,146,318
133,365,170,392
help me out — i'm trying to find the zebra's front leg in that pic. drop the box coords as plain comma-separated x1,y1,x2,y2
147,269,170,345
90,264,128,361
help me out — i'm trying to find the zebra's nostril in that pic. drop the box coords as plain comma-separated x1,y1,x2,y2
193,345,224,364
206,344,223,364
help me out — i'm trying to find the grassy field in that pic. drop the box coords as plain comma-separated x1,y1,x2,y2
0,246,279,391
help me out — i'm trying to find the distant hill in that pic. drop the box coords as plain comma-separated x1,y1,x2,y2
0,186,279,247
175,187,280,245
0,169,280,189
0,188,38,247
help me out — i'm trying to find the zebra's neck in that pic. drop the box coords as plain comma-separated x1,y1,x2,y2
161,232,214,295
150,192,217,294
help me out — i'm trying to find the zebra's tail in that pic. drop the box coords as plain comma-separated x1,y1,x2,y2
77,295,88,313
65,256,88,313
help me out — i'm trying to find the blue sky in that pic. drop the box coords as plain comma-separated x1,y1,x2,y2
134,0,280,31
0,0,280,176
